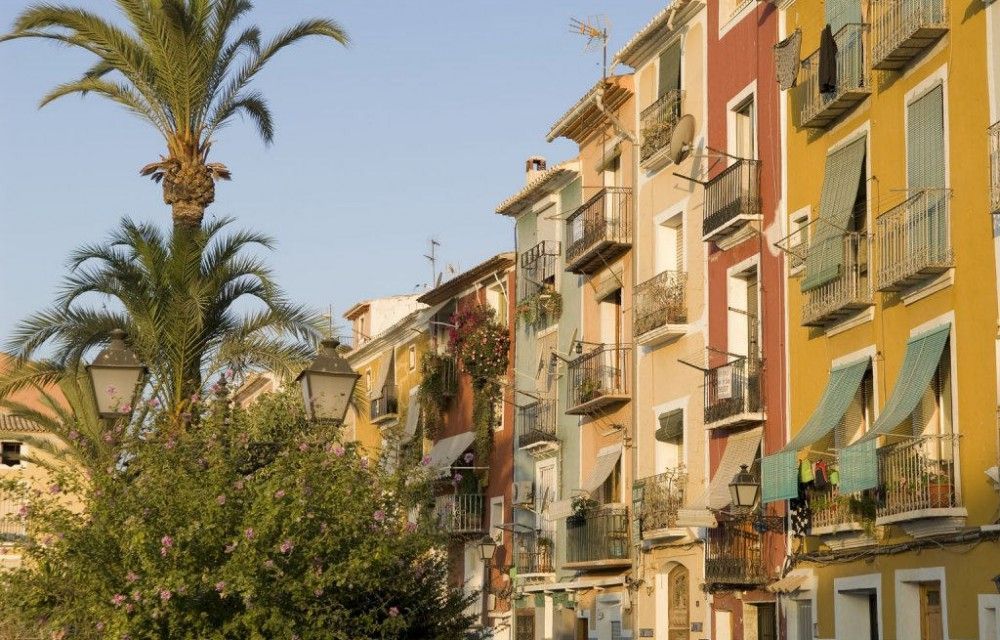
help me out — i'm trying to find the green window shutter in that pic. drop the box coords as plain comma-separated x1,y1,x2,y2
761,450,798,503
826,0,862,34
658,42,681,98
837,439,877,494
802,136,867,292
655,409,684,443
907,85,946,191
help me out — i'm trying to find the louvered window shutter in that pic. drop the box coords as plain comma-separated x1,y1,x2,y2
907,85,946,191
826,0,862,34
746,272,760,357
658,43,681,98
676,222,685,273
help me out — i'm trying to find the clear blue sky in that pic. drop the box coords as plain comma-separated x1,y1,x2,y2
0,1,661,340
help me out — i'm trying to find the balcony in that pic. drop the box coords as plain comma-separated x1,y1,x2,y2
704,357,763,428
437,494,485,536
876,434,965,532
799,24,870,129
876,190,952,292
801,233,873,327
515,530,555,576
635,469,688,539
807,486,864,535
517,400,558,454
369,384,399,424
702,159,761,243
566,345,631,415
564,187,632,275
640,90,684,166
519,241,560,295
990,122,1000,215
871,0,948,70
705,518,771,587
565,505,631,569
0,499,26,543
634,270,688,346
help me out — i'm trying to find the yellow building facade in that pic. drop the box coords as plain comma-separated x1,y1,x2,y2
771,2,999,639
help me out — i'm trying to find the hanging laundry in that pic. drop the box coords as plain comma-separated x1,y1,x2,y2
774,29,802,91
799,458,814,485
819,23,838,93
814,460,829,490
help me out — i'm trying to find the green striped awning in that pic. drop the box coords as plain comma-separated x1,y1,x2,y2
838,324,951,494
761,357,870,503
801,136,867,292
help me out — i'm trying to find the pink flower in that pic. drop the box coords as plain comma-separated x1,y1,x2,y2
406,521,417,533
119,403,132,413
216,494,226,505
452,473,463,484
233,479,245,491
190,393,200,403
388,606,400,617
159,589,171,602
148,398,160,409
360,457,369,469
279,539,294,554
421,455,431,466
263,559,275,569
160,535,173,555
48,484,61,494
16,505,28,518
131,591,142,602
224,542,237,554
244,528,255,540
463,452,474,463
274,489,286,499
111,594,126,607
373,510,386,523
332,444,345,457
103,432,114,443
105,385,117,396
126,571,139,584
95,622,104,632
68,430,79,441
225,368,235,380
125,603,134,614
214,581,226,593
314,587,324,597
164,438,176,450
210,383,221,394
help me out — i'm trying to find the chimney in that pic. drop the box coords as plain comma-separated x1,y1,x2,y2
525,156,547,184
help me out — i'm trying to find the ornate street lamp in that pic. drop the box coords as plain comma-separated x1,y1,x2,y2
296,338,359,424
87,329,146,419
729,464,760,509
479,534,498,562
478,534,499,629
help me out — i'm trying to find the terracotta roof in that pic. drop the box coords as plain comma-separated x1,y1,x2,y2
546,75,633,144
417,253,515,306
0,414,46,433
494,161,580,216
613,1,699,68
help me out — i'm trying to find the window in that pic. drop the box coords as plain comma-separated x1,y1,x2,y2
486,284,508,327
489,497,504,543
837,368,875,448
536,461,557,528
1,442,22,468
795,600,814,640
655,408,684,472
727,265,759,358
907,85,946,192
599,288,623,347
408,345,416,371
733,97,756,160
596,460,621,505
493,396,504,432
658,41,681,99
356,316,367,347
655,214,684,274
365,370,372,394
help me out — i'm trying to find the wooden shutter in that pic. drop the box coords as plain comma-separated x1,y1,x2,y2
826,0,862,34
658,42,681,98
907,85,946,191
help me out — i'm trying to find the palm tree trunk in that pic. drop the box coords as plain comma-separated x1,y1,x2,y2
172,202,205,228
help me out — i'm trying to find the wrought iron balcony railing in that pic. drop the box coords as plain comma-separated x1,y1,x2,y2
704,357,762,427
515,530,555,574
876,433,962,522
705,518,771,586
370,384,399,423
564,187,632,274
871,0,948,70
876,190,952,291
640,90,684,163
801,232,873,327
437,494,485,535
990,121,1000,215
634,270,688,340
799,24,870,129
807,486,862,533
566,345,631,415
702,159,761,242
0,499,26,543
635,469,687,536
519,241,561,300
566,505,630,566
517,400,558,449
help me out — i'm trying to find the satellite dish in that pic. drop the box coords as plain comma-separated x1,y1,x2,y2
669,114,696,165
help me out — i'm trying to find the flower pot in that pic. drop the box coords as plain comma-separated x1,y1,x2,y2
927,482,952,508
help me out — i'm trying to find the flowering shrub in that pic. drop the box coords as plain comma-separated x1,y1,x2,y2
448,305,509,385
0,391,481,640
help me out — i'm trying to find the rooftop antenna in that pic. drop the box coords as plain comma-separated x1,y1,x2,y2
424,238,440,288
569,15,610,79
321,305,335,339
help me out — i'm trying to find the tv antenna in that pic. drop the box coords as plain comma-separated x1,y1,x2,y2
570,15,610,79
424,238,441,288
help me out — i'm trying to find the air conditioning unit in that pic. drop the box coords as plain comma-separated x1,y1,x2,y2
513,480,535,506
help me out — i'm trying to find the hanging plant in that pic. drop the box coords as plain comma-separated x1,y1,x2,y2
418,352,455,439
515,287,562,326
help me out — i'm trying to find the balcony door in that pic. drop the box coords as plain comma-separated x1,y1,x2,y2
654,214,684,275
654,564,690,640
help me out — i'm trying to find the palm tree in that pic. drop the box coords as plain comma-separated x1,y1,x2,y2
1,1,348,229
5,217,321,424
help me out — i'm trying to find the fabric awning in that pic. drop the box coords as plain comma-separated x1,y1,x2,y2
547,499,575,520
594,266,624,302
425,431,475,478
761,357,870,503
838,324,951,494
768,573,808,594
707,427,762,510
802,135,867,292
402,388,420,443
594,139,623,172
656,409,684,443
582,446,622,493
370,351,393,399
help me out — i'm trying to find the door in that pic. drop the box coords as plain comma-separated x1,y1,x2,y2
715,610,733,640
756,603,777,640
576,617,589,640
667,565,690,640
919,583,943,640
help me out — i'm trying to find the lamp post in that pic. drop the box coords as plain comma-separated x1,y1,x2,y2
296,338,359,424
87,329,146,419
478,533,498,630
729,464,760,510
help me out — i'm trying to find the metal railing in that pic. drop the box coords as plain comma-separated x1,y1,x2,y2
704,357,762,425
640,90,684,163
517,400,558,448
876,190,952,291
705,520,768,585
990,121,1000,215
369,384,399,421
877,433,961,519
567,345,631,411
515,529,555,574
635,469,687,535
519,241,561,300
801,233,872,326
0,499,26,542
634,270,688,337
799,24,869,128
565,187,632,268
703,160,761,239
871,0,948,69
807,486,860,531
566,505,630,564
438,494,485,535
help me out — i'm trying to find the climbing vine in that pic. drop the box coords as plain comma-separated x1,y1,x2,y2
515,287,563,326
417,352,455,440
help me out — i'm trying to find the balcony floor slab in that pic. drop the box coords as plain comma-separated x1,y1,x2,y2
565,240,632,275
705,412,764,430
802,89,870,129
635,323,688,348
565,393,630,416
563,559,632,571
877,507,967,538
873,26,949,70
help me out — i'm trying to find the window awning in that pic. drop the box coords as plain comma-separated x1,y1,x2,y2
838,324,951,494
802,135,867,292
594,138,624,172
547,498,575,520
425,431,475,478
656,409,684,443
582,445,622,493
370,351,393,400
402,388,420,443
594,265,624,302
768,573,808,594
761,357,870,503
707,427,762,510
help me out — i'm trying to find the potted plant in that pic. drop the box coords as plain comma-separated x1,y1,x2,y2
578,375,602,403
924,470,952,508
